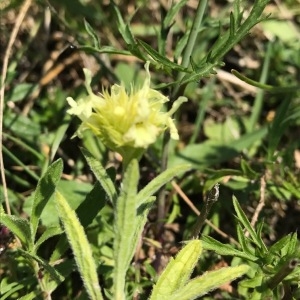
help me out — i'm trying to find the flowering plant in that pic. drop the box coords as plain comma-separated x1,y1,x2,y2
67,62,187,164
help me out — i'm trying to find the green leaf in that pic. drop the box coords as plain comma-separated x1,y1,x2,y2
270,232,298,258
229,12,235,38
55,191,103,300
132,195,156,256
180,60,222,85
240,159,258,179
78,45,132,56
50,181,106,262
137,39,187,72
18,292,39,300
81,148,117,204
172,265,250,300
203,169,242,193
256,221,267,252
267,99,291,160
75,181,107,228
113,4,135,45
150,240,202,300
232,196,267,251
286,232,298,256
0,214,32,250
240,271,264,288
18,248,64,284
201,235,257,262
30,159,63,241
83,18,101,49
34,226,63,251
7,83,36,102
233,0,243,27
237,223,248,252
208,0,269,62
174,31,189,60
136,164,191,205
3,145,39,181
169,126,268,169
49,114,71,162
163,0,188,28
282,180,300,198
0,279,34,300
113,159,139,299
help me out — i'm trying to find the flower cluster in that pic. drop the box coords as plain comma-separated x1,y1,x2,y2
67,62,187,155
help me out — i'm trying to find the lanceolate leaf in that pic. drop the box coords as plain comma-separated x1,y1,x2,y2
18,248,64,284
78,45,132,56
137,39,187,72
30,159,63,241
34,226,63,251
55,191,103,300
201,235,257,262
171,265,250,300
232,196,265,250
83,18,101,49
81,148,117,204
136,164,191,205
163,0,188,28
113,4,135,45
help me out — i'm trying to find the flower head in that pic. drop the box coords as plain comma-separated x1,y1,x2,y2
67,62,187,155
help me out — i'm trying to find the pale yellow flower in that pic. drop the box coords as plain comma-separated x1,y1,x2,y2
67,62,187,153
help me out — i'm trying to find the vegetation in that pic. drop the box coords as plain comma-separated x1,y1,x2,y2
1,0,300,299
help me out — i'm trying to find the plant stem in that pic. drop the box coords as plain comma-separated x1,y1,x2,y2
189,79,214,144
156,131,171,234
156,0,208,232
191,183,220,239
267,258,299,290
248,41,272,132
172,0,208,99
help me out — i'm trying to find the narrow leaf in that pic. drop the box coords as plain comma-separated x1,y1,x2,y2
31,159,63,240
232,196,264,249
55,191,103,300
78,45,132,56
174,31,189,60
229,12,235,38
172,265,250,300
136,164,191,205
17,292,38,300
236,223,247,252
287,232,298,256
34,226,63,251
84,18,101,49
18,248,64,284
126,196,156,277
113,4,135,45
201,235,257,261
137,39,187,72
81,148,117,204
163,0,188,28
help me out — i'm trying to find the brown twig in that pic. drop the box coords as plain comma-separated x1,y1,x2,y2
0,0,33,215
251,175,266,227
